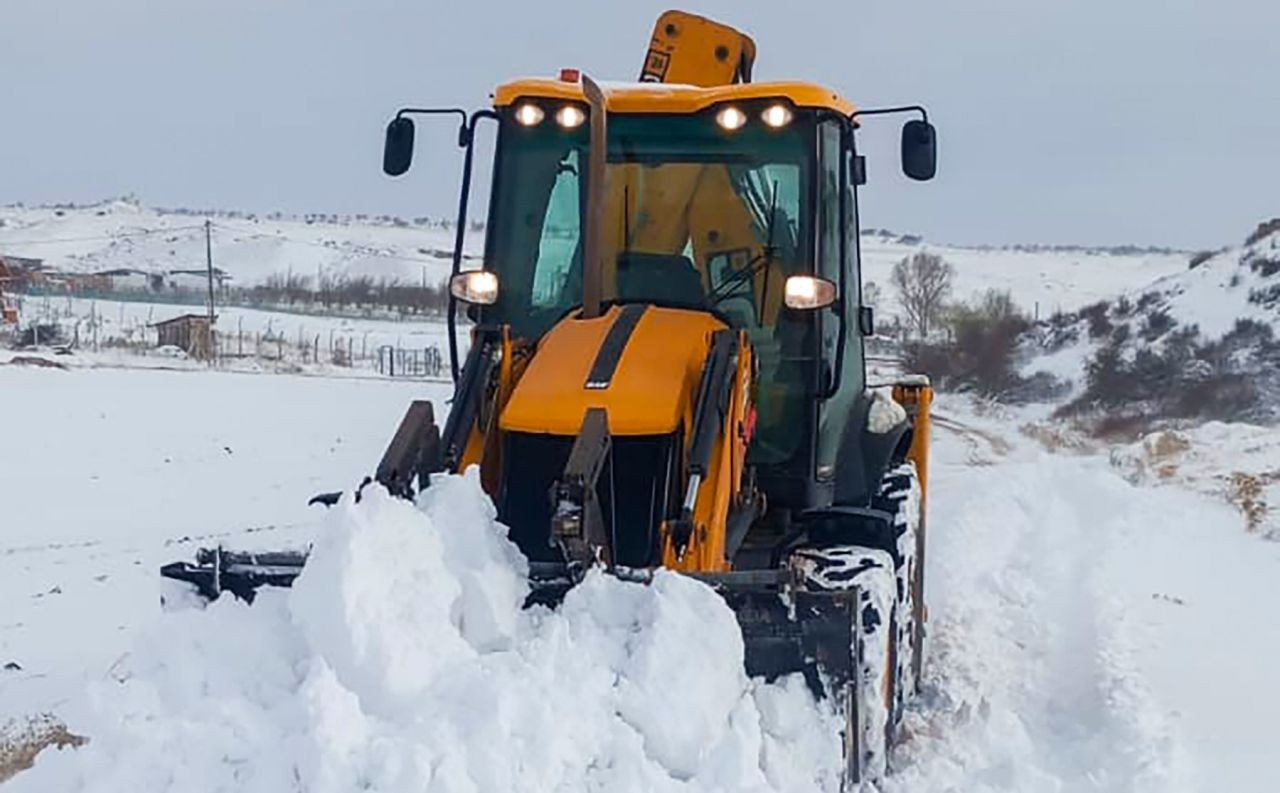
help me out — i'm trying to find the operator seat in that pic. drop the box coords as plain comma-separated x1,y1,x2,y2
615,252,705,307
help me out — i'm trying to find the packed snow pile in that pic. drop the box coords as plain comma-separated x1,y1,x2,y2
1109,422,1280,540
11,469,842,793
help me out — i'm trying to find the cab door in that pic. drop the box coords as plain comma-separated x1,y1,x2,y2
815,117,867,489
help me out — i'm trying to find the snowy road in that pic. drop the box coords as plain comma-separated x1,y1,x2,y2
2,367,1276,790
891,404,1278,792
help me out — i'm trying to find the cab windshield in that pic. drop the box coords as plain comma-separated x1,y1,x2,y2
482,109,816,465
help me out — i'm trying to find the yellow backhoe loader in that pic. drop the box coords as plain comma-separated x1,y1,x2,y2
163,11,938,786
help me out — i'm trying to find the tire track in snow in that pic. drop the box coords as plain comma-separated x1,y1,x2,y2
887,431,1188,792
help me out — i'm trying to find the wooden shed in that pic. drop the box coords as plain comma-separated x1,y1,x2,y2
152,314,216,360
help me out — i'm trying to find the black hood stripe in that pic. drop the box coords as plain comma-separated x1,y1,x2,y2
584,304,648,390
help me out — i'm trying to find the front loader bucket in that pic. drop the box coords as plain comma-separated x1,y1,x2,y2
717,580,867,789
722,587,859,693
161,548,307,603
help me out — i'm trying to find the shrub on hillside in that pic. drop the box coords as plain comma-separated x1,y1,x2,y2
1078,300,1113,339
1188,250,1216,269
1140,309,1174,341
1244,251,1280,278
1060,322,1259,425
1244,218,1280,247
903,290,1064,401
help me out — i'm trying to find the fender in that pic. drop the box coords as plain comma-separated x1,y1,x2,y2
832,390,911,509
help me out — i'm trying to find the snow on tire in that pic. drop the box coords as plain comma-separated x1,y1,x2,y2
874,460,922,706
788,459,922,784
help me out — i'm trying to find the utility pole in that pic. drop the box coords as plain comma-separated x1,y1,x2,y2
205,219,216,364
204,219,216,323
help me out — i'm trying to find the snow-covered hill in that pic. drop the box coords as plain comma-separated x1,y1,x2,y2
0,199,480,288
859,233,1186,322
1031,220,1280,422
1,199,1187,315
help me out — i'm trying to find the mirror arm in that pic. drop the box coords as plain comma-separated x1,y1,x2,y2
848,105,929,124
443,109,500,383
396,107,470,146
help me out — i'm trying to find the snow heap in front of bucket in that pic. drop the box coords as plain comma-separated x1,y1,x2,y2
13,468,843,793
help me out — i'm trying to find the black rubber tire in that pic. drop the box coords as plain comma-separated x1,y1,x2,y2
789,459,922,784
872,460,923,710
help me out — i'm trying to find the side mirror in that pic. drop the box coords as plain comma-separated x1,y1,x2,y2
901,119,936,181
383,116,416,177
449,270,499,305
858,305,875,336
783,275,837,310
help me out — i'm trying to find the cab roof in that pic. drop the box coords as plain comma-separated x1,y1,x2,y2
494,79,856,117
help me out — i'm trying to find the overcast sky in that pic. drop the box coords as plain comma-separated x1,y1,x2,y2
3,0,1277,248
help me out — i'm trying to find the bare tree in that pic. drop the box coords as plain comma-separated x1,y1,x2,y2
891,251,954,338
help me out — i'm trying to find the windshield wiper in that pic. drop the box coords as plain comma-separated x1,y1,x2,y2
705,179,780,309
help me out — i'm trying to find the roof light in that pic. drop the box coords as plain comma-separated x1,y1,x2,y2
450,270,500,305
761,104,793,128
715,106,748,131
783,275,837,310
514,103,545,127
559,68,581,83
555,105,586,129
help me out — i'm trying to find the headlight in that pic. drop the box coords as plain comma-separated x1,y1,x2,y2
783,275,837,310
760,104,793,128
715,106,748,131
555,105,586,129
513,103,545,127
450,271,500,305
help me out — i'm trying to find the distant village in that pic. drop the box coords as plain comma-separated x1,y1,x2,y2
0,254,230,297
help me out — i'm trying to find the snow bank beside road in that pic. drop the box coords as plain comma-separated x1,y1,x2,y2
14,470,841,793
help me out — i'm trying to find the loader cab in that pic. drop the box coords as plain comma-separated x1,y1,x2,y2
382,79,935,530
466,82,887,507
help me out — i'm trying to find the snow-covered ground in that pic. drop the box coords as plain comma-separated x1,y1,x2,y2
3,366,1276,790
0,366,446,728
6,294,454,378
891,400,1279,792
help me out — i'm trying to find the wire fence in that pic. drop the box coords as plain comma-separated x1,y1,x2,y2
375,345,445,378
7,294,449,379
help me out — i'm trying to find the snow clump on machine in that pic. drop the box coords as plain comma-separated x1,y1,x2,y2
12,468,843,792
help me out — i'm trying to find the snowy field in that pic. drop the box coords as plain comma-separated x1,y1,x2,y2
8,295,455,378
0,367,447,727
3,364,1276,790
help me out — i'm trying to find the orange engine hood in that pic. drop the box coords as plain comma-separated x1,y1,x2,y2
500,305,725,436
